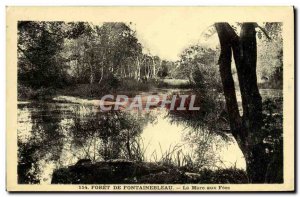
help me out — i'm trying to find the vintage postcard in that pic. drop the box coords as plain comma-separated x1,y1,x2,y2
6,6,294,192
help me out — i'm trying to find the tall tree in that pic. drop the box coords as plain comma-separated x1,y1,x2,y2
18,21,89,88
215,22,269,182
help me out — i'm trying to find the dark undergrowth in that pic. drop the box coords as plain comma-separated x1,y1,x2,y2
18,78,193,100
51,160,248,184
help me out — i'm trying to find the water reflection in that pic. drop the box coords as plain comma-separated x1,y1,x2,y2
17,100,245,184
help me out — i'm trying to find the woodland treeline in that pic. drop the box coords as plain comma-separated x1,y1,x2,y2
18,22,176,90
17,21,282,95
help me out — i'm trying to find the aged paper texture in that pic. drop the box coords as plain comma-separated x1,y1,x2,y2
6,6,294,192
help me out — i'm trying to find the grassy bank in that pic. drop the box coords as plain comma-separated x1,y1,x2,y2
18,78,192,100
51,160,248,184
18,84,56,100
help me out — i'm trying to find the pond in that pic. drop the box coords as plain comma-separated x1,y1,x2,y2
17,89,282,184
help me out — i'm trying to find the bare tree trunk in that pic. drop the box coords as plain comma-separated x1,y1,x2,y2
98,66,104,84
152,58,156,79
215,22,265,183
136,57,141,81
215,23,244,147
89,63,95,84
147,62,151,79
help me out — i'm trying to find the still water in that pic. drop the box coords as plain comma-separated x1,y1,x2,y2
17,88,282,184
18,98,246,184
19,87,284,184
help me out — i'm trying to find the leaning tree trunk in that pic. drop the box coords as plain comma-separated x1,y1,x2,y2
215,23,266,183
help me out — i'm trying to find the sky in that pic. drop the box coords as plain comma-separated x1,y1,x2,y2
131,20,266,61
130,17,220,61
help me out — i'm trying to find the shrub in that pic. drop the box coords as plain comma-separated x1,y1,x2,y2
117,78,152,92
18,84,55,100
197,168,248,183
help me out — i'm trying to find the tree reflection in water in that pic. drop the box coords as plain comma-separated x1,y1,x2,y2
165,93,235,171
18,102,65,184
17,96,242,184
17,102,155,184
67,110,155,162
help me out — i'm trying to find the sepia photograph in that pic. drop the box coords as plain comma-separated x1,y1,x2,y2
6,6,294,192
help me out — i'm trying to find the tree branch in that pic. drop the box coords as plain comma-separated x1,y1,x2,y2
255,23,271,40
